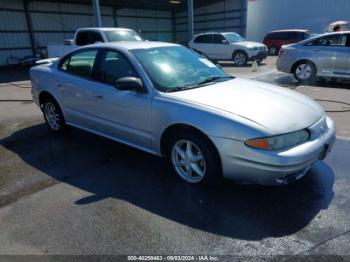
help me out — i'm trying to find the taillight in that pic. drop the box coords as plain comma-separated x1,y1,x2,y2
278,49,286,56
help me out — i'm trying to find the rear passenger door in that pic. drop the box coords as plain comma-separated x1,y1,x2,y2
56,48,99,126
192,34,214,58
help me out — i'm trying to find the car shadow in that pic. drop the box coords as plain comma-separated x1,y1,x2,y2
0,65,30,83
0,124,335,240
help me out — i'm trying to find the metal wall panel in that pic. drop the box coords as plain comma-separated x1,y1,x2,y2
28,1,114,49
116,8,173,42
175,0,246,44
0,0,24,9
0,11,27,30
247,0,350,42
0,0,31,66
0,0,116,66
0,33,31,49
0,49,32,66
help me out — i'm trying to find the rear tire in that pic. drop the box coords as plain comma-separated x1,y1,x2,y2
293,61,317,83
268,46,278,56
42,97,66,133
167,131,221,186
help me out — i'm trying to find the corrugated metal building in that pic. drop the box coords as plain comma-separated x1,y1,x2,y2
0,0,115,66
175,0,246,44
0,0,247,66
247,0,350,42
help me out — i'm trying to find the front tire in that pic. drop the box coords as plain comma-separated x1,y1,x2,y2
293,61,317,83
233,51,248,66
168,132,220,185
42,98,66,133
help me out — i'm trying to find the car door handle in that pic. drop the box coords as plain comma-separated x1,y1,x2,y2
56,82,63,88
94,94,103,99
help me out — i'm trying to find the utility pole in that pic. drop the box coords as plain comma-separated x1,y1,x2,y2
187,0,194,41
92,0,102,27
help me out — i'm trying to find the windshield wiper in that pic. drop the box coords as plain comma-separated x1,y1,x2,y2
164,75,234,93
196,75,233,86
164,85,197,93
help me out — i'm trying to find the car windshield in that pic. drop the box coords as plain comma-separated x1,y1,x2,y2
224,33,245,43
131,46,232,92
104,30,143,42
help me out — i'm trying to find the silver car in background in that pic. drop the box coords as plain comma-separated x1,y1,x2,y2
30,41,335,186
277,31,350,82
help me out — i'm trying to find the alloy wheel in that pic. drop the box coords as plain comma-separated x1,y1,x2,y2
171,139,206,183
44,102,61,131
295,64,312,80
234,53,246,66
269,46,277,55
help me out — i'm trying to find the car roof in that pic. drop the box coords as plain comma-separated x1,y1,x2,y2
195,32,238,35
88,41,180,51
77,27,135,32
269,29,309,33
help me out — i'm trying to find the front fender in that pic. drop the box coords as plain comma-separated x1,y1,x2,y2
152,96,269,154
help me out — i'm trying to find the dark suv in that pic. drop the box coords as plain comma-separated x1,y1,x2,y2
263,30,310,55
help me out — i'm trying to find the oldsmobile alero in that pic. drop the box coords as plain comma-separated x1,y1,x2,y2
30,41,336,185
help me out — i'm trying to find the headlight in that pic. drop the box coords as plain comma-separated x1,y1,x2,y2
245,130,310,150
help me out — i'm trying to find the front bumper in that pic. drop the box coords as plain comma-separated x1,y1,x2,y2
276,55,294,73
210,116,336,185
250,51,268,61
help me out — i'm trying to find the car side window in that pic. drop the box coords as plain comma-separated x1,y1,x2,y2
89,32,103,44
194,34,212,43
307,34,347,47
271,33,282,40
59,49,98,78
76,31,103,46
97,50,137,85
76,31,89,46
288,32,297,40
265,34,272,40
212,34,225,44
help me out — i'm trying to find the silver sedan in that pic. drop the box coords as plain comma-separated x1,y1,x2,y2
30,41,336,185
277,31,350,82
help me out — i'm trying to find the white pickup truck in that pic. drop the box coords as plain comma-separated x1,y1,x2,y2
47,27,143,58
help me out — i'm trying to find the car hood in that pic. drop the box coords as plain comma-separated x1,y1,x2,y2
165,78,324,135
233,41,266,48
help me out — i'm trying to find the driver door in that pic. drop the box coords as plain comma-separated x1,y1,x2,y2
87,49,153,149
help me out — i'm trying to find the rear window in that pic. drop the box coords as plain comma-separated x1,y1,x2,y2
59,49,98,79
194,34,212,43
104,30,143,42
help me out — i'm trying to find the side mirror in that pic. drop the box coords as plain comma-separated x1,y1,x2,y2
64,39,73,46
221,39,229,44
115,77,144,92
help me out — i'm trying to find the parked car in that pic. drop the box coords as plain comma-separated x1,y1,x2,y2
263,30,310,56
30,41,335,186
189,32,268,66
277,31,350,82
47,27,143,58
327,21,350,32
